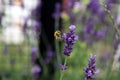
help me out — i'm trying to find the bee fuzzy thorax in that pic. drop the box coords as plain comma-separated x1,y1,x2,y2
54,31,62,40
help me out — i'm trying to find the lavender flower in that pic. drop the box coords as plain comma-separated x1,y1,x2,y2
32,1,42,20
62,25,78,56
83,18,95,35
31,47,38,63
59,64,68,71
52,2,61,19
95,28,107,40
44,47,54,64
81,18,95,44
33,20,41,39
65,0,76,24
81,16,108,45
32,65,41,77
84,54,99,80
33,21,41,32
105,0,114,10
87,0,107,22
87,0,101,14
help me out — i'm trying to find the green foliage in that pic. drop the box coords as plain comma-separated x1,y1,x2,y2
0,42,32,80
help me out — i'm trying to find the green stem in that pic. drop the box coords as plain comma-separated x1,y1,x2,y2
37,50,48,76
101,1,120,80
64,56,68,66
60,72,63,80
55,40,61,64
59,57,68,80
101,1,120,37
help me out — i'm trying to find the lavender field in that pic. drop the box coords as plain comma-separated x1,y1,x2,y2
0,0,120,80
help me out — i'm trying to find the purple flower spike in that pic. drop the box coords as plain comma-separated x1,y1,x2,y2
31,47,38,54
32,65,41,77
87,0,101,14
62,25,78,56
84,53,99,80
95,29,107,40
31,47,38,63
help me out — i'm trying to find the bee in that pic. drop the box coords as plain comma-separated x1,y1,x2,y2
54,30,62,40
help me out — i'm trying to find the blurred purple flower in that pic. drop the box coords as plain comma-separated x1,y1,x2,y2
95,28,107,40
84,18,95,35
105,0,114,10
87,0,108,23
23,17,28,33
65,0,76,24
32,20,41,40
84,53,99,80
32,1,42,20
81,18,95,43
33,20,41,32
31,47,38,63
31,47,38,54
46,50,53,58
81,16,108,45
62,25,78,56
44,47,54,64
87,0,101,14
67,0,76,9
59,64,68,71
69,12,76,24
32,65,41,77
52,2,61,19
